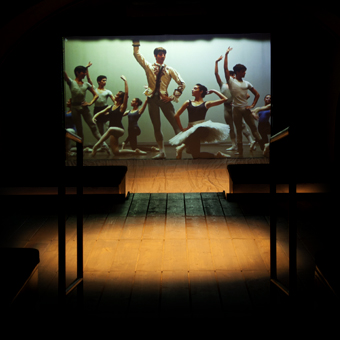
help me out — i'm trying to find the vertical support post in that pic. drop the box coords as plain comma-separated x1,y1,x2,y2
58,177,66,305
76,141,84,307
58,124,66,305
269,156,278,307
289,180,297,308
289,122,297,310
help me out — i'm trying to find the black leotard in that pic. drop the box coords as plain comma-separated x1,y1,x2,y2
188,101,208,123
108,105,124,129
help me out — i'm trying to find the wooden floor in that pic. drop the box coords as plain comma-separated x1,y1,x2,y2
1,189,334,320
68,142,268,161
67,157,269,194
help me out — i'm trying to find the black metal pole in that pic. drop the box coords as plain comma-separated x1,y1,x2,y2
58,125,66,305
58,178,66,305
76,141,84,308
270,170,277,281
289,122,297,311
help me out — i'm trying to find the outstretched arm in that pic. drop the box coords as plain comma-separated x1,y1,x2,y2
223,47,233,82
174,100,190,132
93,105,111,123
252,103,271,114
251,103,271,120
215,56,223,88
205,89,228,109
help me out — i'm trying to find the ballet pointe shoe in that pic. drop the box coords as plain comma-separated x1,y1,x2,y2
249,140,256,151
91,143,99,157
235,143,243,157
216,151,231,158
263,143,270,157
152,151,166,159
176,144,185,159
135,148,147,155
226,145,237,151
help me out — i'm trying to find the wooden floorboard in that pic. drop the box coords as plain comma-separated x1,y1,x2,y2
1,186,332,319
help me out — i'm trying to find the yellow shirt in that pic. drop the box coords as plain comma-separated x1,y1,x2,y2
133,49,185,103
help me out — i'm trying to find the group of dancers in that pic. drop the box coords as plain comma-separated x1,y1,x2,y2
64,40,271,159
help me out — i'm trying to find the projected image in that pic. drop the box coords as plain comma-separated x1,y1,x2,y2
63,34,271,160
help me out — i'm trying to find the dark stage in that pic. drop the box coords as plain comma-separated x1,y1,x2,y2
1,193,336,320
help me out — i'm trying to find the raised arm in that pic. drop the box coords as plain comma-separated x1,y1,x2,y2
174,100,190,132
139,98,148,115
120,75,129,113
205,89,228,109
63,71,71,84
223,47,233,82
85,61,93,86
215,56,223,88
132,39,146,68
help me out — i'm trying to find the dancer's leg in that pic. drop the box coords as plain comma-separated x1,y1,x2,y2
148,97,165,158
159,100,181,135
232,107,244,155
70,106,84,143
224,103,237,150
176,143,186,159
184,127,229,159
82,107,103,141
242,109,264,150
93,106,108,136
92,127,124,156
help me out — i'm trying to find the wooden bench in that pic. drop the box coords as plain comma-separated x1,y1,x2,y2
0,165,128,198
226,163,330,200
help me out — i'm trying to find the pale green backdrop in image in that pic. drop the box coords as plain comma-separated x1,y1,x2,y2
63,35,271,146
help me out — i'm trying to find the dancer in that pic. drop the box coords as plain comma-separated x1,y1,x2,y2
223,47,264,156
65,99,77,157
252,94,271,157
133,40,185,159
91,76,146,157
94,75,115,135
169,84,230,159
85,66,115,135
64,63,108,151
121,97,159,153
215,56,256,152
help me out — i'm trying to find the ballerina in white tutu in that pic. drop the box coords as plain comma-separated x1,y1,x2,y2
169,84,230,159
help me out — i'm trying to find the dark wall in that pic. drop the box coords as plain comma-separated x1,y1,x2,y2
0,2,339,186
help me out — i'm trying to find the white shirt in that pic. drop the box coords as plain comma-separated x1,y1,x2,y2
133,49,185,103
220,83,233,104
94,88,113,107
227,77,253,107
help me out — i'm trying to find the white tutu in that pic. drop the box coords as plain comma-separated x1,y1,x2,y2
169,120,230,146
